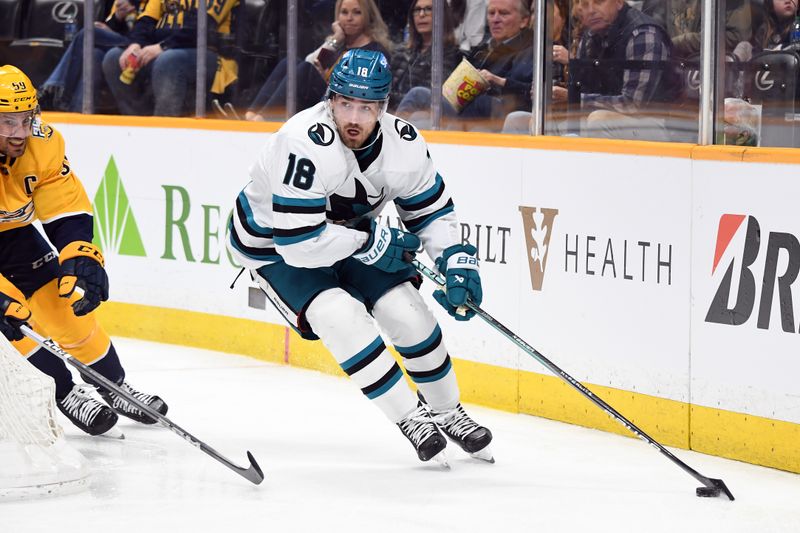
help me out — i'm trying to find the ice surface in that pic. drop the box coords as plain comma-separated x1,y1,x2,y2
3,338,799,532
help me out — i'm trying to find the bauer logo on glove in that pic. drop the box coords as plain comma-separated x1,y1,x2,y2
433,243,482,321
352,220,420,274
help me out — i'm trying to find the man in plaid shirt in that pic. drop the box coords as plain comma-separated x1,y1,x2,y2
563,0,682,141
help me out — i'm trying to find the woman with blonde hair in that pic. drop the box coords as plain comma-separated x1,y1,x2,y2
245,0,391,121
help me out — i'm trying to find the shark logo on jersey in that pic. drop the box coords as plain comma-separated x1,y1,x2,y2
308,123,335,146
394,119,417,141
328,177,386,221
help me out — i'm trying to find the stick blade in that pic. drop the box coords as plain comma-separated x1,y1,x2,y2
243,451,265,485
696,478,734,501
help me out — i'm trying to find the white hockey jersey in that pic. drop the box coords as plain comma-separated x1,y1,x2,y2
228,102,461,269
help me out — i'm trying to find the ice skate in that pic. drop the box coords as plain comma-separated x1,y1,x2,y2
397,402,448,466
430,403,494,463
57,384,119,436
100,381,168,425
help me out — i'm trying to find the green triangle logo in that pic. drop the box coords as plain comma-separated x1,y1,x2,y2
92,156,146,257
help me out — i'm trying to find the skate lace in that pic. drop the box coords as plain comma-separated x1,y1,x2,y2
110,382,154,413
432,404,479,439
61,386,105,425
398,406,438,446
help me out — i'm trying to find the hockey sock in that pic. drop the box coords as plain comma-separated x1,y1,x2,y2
27,347,75,399
373,283,459,412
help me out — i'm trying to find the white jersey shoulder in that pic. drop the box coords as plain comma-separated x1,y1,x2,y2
250,103,348,194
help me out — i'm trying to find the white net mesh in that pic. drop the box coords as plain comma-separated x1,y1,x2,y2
0,334,88,499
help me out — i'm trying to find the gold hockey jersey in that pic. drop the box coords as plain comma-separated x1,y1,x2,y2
0,121,92,233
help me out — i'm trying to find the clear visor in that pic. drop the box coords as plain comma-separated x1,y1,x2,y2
0,110,36,138
329,94,387,124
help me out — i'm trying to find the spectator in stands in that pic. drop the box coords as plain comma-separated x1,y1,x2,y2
101,0,238,116
245,0,391,121
641,0,752,59
502,0,572,134
395,0,533,131
388,0,462,111
559,0,681,141
451,0,488,52
39,0,141,112
753,0,799,51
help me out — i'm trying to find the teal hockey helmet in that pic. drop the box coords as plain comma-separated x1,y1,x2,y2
328,49,392,102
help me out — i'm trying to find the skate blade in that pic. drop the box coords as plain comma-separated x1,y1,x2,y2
469,446,494,463
431,449,450,470
99,426,125,440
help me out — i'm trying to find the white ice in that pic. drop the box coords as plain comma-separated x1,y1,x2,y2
3,337,799,532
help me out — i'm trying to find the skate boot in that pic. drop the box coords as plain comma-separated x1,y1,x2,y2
57,384,118,436
430,403,494,462
397,402,448,464
99,381,168,425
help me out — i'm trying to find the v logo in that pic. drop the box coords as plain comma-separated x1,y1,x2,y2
519,206,559,291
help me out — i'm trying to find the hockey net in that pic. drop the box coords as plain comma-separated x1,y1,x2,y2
0,334,88,499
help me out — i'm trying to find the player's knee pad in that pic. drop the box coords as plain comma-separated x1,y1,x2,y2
373,282,438,347
305,289,376,356
27,279,112,365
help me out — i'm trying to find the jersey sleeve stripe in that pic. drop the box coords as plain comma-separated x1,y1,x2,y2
228,219,281,261
402,200,454,233
273,221,326,245
394,173,444,211
272,194,327,208
273,203,327,214
237,191,273,237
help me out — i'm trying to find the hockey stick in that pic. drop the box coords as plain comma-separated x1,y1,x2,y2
411,258,734,501
20,325,265,485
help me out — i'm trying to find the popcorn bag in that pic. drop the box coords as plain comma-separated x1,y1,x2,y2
442,58,489,113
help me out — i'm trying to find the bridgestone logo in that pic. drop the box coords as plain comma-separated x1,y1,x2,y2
705,214,800,332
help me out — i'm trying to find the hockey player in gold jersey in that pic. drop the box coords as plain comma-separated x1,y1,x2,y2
0,65,168,435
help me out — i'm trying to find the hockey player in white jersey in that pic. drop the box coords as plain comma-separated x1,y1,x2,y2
227,49,492,464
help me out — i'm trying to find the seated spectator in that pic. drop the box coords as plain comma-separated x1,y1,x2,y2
559,0,682,142
641,0,752,59
39,0,141,112
245,0,391,121
395,0,533,131
502,0,572,134
450,0,488,52
388,0,462,111
752,0,798,51
101,0,238,117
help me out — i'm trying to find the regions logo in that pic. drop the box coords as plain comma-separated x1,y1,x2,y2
519,206,559,291
705,214,800,333
308,123,335,146
394,118,417,141
92,156,146,257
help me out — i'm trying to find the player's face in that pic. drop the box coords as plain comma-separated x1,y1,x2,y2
0,110,35,158
330,95,382,148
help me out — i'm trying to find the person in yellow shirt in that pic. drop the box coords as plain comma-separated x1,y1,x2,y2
101,0,238,116
0,65,168,436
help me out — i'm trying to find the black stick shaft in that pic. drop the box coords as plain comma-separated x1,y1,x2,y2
21,326,264,485
413,259,731,495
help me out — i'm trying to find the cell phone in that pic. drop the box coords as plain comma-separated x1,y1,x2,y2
317,47,339,70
